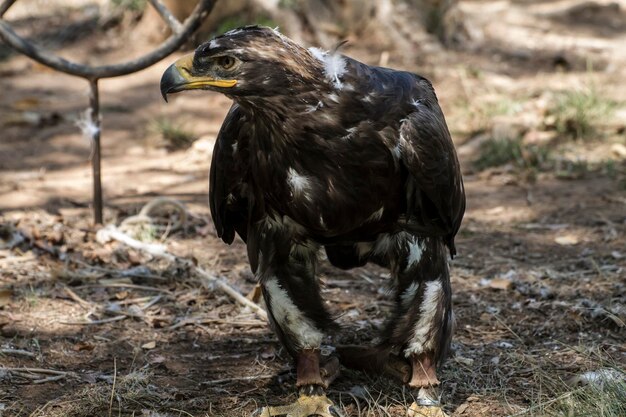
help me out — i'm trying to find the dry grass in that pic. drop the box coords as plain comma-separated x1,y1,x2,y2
37,370,162,417
548,87,616,141
150,118,198,151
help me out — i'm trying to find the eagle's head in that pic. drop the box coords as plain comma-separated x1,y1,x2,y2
160,26,330,104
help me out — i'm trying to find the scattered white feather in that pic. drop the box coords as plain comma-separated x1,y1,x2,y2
308,47,346,89
75,108,99,140
308,47,326,62
406,238,425,271
209,39,221,49
572,369,624,387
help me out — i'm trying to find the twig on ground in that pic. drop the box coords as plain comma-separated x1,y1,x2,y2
141,295,163,310
3,367,68,384
32,374,67,384
0,253,36,267
196,268,268,321
96,225,175,261
199,374,275,385
97,219,268,321
71,260,167,281
62,285,92,309
4,367,67,375
78,283,171,294
169,317,266,331
59,315,127,325
116,296,152,305
108,358,117,417
1,348,36,358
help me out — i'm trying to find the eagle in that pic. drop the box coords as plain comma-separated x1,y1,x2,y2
160,26,465,417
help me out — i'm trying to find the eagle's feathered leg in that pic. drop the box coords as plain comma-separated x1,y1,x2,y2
336,234,452,389
383,235,453,388
254,225,341,416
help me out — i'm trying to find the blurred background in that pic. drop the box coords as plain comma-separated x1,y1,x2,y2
0,1,624,416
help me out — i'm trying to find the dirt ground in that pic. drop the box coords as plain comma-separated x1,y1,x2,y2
1,1,625,416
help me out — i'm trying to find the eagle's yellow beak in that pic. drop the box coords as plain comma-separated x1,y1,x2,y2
160,54,237,101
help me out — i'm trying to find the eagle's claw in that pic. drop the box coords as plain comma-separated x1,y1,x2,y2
253,394,343,417
407,387,448,417
407,402,449,417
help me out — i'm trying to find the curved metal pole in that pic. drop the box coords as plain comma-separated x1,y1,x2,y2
0,0,18,17
88,79,103,224
0,0,215,80
0,0,216,224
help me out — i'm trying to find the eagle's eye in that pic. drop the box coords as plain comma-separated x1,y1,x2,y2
216,56,236,70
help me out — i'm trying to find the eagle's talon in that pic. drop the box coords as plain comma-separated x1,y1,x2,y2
407,402,449,417
407,387,446,417
252,394,343,417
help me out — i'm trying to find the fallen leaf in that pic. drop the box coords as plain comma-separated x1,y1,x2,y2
73,342,95,352
611,143,626,159
555,235,579,246
114,291,129,300
247,284,262,303
486,206,505,215
260,345,276,360
142,341,156,350
489,278,513,290
149,355,166,364
11,97,41,110
0,289,13,307
455,403,470,415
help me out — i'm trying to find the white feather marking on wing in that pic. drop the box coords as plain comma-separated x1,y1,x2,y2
342,126,357,140
287,168,312,199
404,280,443,356
365,206,385,223
304,101,323,113
265,278,323,348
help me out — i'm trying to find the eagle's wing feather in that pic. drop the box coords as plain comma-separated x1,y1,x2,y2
398,95,465,256
209,104,250,245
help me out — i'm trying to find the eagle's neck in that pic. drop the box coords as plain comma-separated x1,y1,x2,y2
235,89,346,146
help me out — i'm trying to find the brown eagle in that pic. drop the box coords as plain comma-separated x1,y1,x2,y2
161,26,465,417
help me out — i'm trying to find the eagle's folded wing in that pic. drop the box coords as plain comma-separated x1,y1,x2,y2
209,104,251,244
398,100,466,256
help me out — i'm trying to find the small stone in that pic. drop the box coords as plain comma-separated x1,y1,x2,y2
611,143,626,159
555,235,579,246
454,356,474,366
